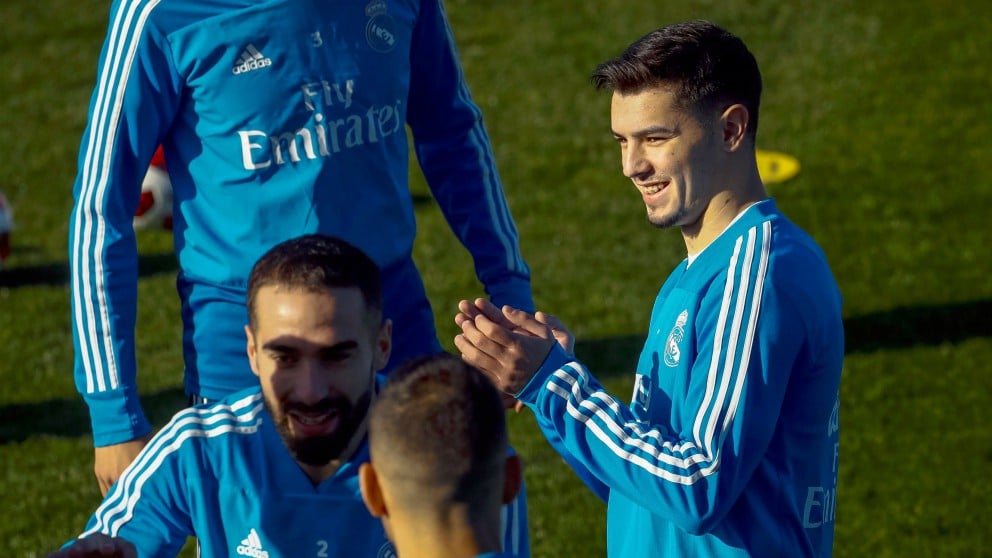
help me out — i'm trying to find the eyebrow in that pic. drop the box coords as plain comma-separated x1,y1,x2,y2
262,339,359,355
612,125,679,138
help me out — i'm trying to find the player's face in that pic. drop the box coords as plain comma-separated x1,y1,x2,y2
611,86,724,230
247,285,390,467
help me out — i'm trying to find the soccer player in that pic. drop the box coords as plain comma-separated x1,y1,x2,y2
54,235,528,557
360,353,523,558
69,0,533,494
455,20,844,557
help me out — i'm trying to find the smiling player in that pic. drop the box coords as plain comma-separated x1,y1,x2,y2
55,235,527,557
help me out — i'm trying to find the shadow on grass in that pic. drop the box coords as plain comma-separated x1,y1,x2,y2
568,298,992,376
0,387,188,445
2,299,987,443
0,251,178,288
843,298,992,354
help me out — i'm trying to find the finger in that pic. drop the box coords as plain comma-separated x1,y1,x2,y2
535,311,575,353
457,299,483,319
514,400,526,414
469,298,521,330
534,311,559,328
470,312,521,349
453,333,503,380
454,311,471,328
458,314,510,353
472,298,504,321
501,306,550,338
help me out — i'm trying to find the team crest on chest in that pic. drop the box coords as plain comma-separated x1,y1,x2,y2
664,310,688,367
365,0,397,53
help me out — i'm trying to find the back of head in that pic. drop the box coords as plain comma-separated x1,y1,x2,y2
246,234,383,329
591,20,762,139
369,353,508,512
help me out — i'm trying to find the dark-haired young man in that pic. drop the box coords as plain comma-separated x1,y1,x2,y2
360,353,522,558
456,20,844,557
55,235,528,557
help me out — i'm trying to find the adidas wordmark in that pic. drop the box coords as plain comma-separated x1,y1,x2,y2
232,44,272,75
236,528,270,558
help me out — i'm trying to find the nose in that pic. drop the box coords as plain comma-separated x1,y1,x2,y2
294,360,329,406
621,142,651,180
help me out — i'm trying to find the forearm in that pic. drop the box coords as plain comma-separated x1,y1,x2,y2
69,202,148,445
408,0,532,311
517,345,733,534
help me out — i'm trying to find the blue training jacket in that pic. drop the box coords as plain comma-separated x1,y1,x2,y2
70,384,530,557
519,200,844,557
69,0,532,446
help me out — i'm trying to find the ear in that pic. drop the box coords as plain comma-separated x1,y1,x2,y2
720,103,750,152
501,454,523,505
359,463,388,518
373,319,393,372
245,325,260,378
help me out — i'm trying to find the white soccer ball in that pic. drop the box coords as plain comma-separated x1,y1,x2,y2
133,165,174,230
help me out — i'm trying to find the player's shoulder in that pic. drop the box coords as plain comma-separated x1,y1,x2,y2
162,388,266,442
761,209,837,289
109,0,251,35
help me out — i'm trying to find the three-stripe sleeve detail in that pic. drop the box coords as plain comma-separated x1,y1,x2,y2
543,222,772,484
71,0,161,394
83,393,264,537
435,1,526,275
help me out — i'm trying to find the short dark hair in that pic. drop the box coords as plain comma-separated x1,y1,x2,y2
369,353,507,505
246,234,382,329
592,20,762,138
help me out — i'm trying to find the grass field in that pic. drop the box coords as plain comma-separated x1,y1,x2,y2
2,0,991,556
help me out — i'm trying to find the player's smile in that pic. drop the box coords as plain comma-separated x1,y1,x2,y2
289,408,340,437
637,180,669,200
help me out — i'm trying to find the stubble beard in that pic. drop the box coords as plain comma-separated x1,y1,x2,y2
647,204,686,229
267,389,373,467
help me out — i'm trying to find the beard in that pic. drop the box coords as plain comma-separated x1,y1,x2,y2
267,389,373,467
648,205,685,229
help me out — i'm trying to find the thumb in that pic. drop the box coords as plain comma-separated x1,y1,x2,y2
501,306,548,338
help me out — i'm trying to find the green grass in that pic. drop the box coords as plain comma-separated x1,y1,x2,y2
2,0,991,556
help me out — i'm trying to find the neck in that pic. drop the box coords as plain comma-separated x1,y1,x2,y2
681,163,766,254
390,504,502,558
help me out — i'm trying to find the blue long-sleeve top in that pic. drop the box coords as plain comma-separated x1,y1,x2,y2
69,0,531,445
519,200,843,557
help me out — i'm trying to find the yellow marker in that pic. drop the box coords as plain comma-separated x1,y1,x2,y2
755,149,801,185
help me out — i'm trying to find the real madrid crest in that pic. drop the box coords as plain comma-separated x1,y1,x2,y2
664,309,688,368
365,0,397,53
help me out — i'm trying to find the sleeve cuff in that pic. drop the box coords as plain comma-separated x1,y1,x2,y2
486,276,535,313
84,389,152,447
516,343,573,404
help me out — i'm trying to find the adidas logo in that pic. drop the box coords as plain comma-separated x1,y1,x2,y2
232,44,272,75
236,528,270,558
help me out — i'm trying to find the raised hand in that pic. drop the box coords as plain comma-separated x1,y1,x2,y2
454,300,557,395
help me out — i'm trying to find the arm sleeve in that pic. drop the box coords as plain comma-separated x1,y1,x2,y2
533,413,611,503
405,0,533,312
71,414,196,556
500,446,530,558
69,2,182,446
517,258,806,534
